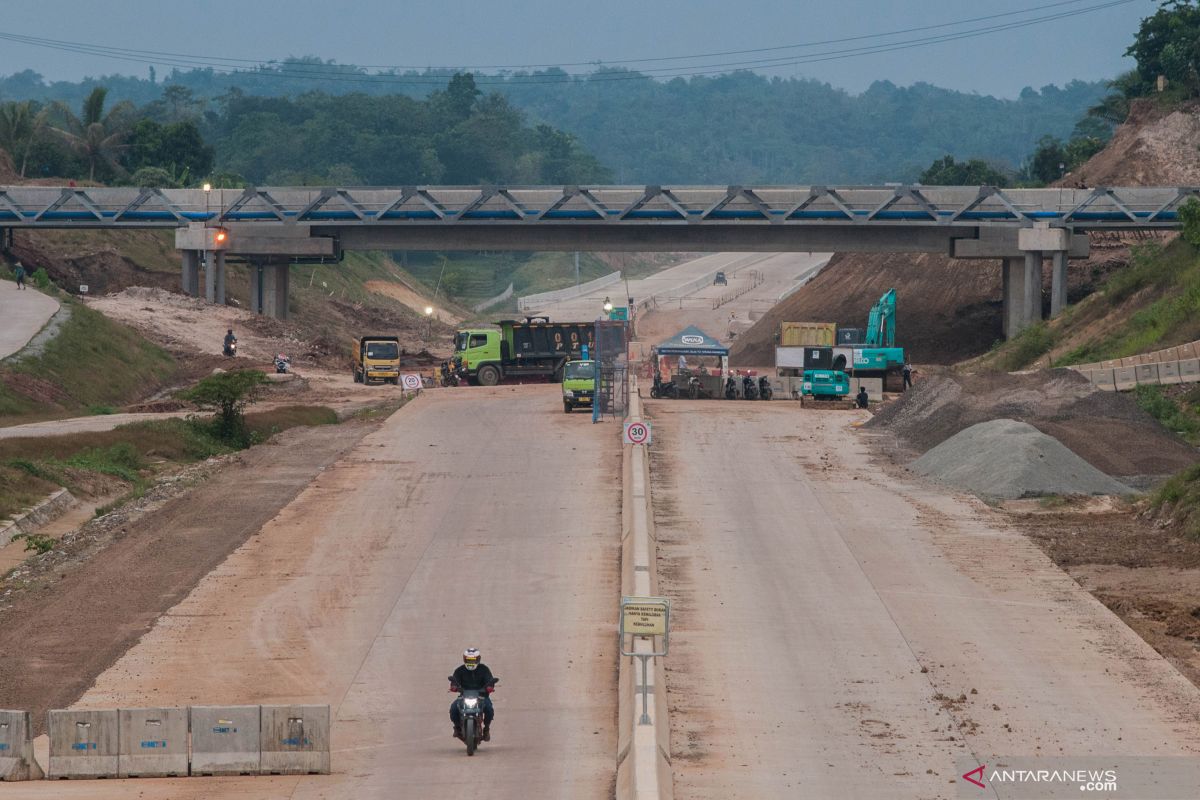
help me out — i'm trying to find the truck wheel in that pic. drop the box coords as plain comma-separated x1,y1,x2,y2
477,365,501,386
353,371,362,384
564,401,572,413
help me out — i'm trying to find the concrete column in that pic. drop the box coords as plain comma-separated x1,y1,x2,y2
1049,250,1068,318
250,263,264,315
1003,257,1029,338
214,251,226,306
262,261,290,319
180,249,200,297
203,251,216,304
1024,250,1043,325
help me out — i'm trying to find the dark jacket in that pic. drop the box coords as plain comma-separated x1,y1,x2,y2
451,663,495,691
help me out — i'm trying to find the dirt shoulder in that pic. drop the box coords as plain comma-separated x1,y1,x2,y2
0,414,385,734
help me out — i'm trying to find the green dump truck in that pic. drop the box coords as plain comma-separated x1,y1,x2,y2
351,335,401,385
454,317,595,386
561,360,596,413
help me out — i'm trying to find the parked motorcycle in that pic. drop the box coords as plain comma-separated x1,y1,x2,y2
687,375,712,400
650,374,679,399
758,376,773,401
440,361,460,387
274,353,291,374
449,676,499,756
742,375,758,401
724,376,738,400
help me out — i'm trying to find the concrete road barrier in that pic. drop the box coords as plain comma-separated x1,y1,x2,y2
47,709,118,779
1135,363,1161,384
117,707,187,777
0,710,43,781
1181,359,1200,383
1113,367,1137,391
260,705,330,775
1160,361,1182,384
189,705,261,776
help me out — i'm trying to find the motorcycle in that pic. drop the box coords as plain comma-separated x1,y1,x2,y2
450,676,499,756
274,353,291,374
222,339,237,357
687,375,713,400
440,361,460,387
741,376,758,401
758,376,773,401
724,376,738,400
650,374,679,399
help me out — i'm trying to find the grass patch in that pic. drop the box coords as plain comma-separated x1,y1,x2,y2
0,300,178,418
1151,462,1200,538
1133,385,1200,444
0,464,59,522
999,322,1056,371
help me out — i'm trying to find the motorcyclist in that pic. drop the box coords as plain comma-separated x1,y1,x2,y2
724,375,737,399
222,328,238,356
449,647,496,741
742,374,755,398
758,375,771,399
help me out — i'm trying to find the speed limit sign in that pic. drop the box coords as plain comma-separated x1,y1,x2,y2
401,374,422,390
623,421,652,445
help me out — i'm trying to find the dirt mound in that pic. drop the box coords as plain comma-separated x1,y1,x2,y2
7,229,180,296
1067,100,1200,187
867,369,1197,481
912,418,1132,499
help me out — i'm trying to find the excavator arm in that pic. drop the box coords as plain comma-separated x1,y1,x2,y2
865,289,896,347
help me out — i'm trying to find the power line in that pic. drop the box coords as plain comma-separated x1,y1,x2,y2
0,0,1137,87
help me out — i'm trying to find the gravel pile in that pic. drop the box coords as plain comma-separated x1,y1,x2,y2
912,418,1134,499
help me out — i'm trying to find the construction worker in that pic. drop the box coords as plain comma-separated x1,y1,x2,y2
902,362,913,389
855,387,869,409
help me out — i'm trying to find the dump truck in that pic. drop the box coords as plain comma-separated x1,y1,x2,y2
352,335,401,384
454,317,595,386
561,359,596,413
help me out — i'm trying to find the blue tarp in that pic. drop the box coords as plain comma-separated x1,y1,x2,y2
654,325,729,357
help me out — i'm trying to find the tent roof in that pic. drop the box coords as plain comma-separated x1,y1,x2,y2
654,325,729,356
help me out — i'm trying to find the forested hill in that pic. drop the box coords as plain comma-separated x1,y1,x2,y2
0,64,1108,183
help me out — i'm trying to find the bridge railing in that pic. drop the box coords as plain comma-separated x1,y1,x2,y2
0,185,1194,229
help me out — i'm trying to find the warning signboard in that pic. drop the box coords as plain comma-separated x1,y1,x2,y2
401,374,422,390
623,421,651,445
621,597,669,636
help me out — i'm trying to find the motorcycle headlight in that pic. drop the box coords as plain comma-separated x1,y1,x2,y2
463,697,479,708
564,390,574,398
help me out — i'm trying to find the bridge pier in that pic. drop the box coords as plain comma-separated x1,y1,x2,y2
1050,250,1068,318
181,250,200,297
203,251,226,305
249,260,289,319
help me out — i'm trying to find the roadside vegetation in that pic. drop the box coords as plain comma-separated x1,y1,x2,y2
0,404,337,524
0,298,178,419
1150,461,1200,538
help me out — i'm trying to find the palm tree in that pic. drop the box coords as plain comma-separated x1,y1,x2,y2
0,100,48,178
49,87,135,182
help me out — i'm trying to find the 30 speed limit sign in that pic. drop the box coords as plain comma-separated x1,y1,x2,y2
623,421,652,445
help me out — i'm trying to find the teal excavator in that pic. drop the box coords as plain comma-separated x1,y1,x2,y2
802,290,906,404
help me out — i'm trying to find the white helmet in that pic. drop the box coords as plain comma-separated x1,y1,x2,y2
463,647,481,670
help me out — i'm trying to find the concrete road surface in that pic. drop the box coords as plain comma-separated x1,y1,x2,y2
648,401,1200,799
527,252,824,322
0,279,59,359
9,387,619,799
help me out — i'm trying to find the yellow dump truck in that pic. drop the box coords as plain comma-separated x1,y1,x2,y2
351,335,401,385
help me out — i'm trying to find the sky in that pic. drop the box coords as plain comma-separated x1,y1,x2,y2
0,0,1157,98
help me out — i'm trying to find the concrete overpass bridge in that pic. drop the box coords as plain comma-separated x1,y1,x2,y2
2,184,1196,335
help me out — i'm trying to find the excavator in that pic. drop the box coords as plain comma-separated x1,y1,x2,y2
801,290,906,407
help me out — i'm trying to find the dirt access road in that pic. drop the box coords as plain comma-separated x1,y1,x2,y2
0,278,58,359
8,386,619,799
648,401,1200,798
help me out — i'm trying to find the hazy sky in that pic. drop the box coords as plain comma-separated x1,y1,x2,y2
0,0,1155,97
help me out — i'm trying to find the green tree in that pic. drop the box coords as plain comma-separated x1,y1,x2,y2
0,100,48,177
180,369,266,445
1180,197,1200,247
1028,135,1068,184
125,118,213,178
1126,0,1200,97
918,155,1009,186
49,86,135,181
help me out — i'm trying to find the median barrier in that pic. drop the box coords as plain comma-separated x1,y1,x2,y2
1135,363,1161,384
189,705,261,776
117,707,187,778
1113,367,1137,391
260,705,330,775
1160,361,1182,384
47,709,118,779
0,710,42,781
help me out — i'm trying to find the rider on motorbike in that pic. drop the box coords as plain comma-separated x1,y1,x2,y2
449,647,496,740
222,328,238,356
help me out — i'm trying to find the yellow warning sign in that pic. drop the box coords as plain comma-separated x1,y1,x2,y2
621,597,669,636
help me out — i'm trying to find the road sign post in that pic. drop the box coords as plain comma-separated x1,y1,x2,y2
623,421,651,445
620,596,670,725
